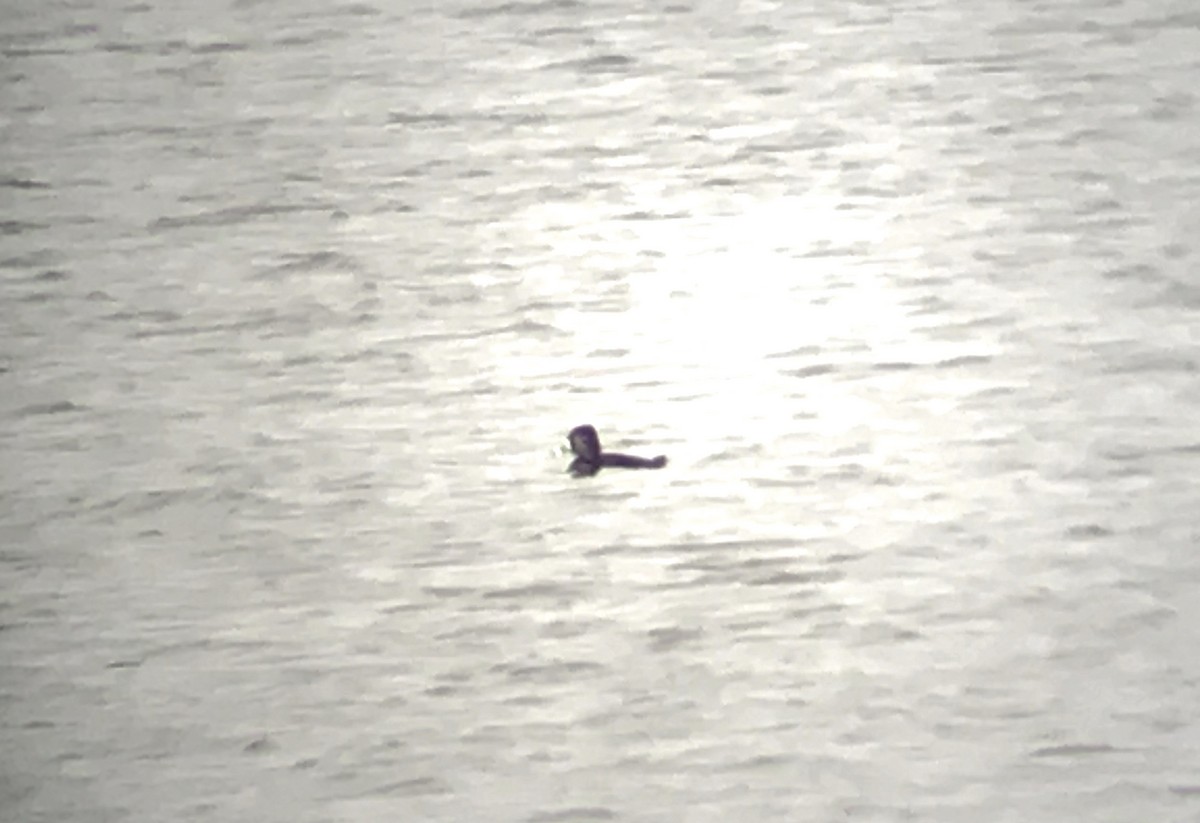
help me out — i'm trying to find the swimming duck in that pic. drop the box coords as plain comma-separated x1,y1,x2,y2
567,424,667,477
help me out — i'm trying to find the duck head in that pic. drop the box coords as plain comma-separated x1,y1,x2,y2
567,424,601,463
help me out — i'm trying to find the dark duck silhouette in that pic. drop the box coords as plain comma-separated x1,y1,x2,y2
566,424,667,477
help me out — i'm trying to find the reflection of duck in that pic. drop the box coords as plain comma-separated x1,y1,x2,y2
567,424,668,477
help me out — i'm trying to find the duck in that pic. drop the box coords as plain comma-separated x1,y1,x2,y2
566,424,667,477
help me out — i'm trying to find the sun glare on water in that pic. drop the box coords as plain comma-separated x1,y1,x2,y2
514,188,917,448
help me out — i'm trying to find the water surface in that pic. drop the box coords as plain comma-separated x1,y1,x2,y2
2,0,1199,821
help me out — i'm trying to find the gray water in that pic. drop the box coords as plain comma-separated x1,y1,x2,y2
2,0,1199,820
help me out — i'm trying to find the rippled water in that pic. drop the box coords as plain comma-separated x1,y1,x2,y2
2,0,1199,821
